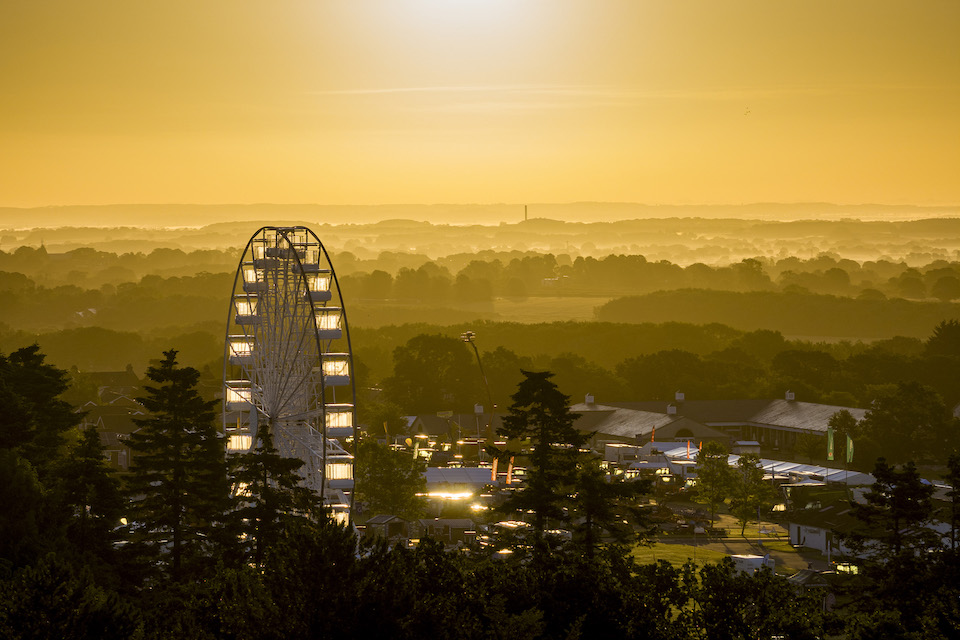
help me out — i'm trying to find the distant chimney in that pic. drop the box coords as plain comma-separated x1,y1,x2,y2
675,391,685,402
585,393,595,405
474,404,484,415
785,390,795,401
667,404,677,415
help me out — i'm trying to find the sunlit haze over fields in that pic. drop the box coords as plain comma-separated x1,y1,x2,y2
1,1,958,211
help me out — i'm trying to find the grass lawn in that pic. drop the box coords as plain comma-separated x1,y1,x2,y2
630,542,729,566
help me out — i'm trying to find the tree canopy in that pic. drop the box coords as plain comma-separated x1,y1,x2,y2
381,334,476,414
354,439,427,521
125,350,230,583
845,458,937,557
694,440,734,526
497,370,586,545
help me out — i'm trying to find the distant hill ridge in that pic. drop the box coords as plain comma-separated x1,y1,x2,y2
1,202,957,228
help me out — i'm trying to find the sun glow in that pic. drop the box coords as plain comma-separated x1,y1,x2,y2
1,1,955,207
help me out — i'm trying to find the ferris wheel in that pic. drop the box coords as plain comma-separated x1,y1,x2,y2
222,226,356,524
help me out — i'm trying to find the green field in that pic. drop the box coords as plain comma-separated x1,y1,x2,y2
630,542,729,567
630,533,825,575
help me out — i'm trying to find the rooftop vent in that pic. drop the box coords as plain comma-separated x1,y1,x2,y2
675,391,685,402
667,404,677,415
474,404,484,415
785,390,795,401
585,393,595,405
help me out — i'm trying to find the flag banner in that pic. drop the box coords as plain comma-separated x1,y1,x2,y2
651,426,655,442
686,440,690,459
827,428,834,461
846,435,854,463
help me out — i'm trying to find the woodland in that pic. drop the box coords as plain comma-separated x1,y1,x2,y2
2,216,960,638
2,219,959,419
1,345,958,639
2,219,960,467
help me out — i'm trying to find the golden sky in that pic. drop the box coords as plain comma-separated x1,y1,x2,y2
1,0,957,208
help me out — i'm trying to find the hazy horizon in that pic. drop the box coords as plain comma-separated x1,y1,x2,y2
2,201,958,230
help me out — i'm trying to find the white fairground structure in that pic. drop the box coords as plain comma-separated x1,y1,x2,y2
223,226,356,525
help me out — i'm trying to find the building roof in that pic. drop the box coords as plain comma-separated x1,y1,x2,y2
784,499,864,535
786,569,833,588
411,413,504,438
416,518,475,529
365,514,407,525
571,402,732,442
79,406,142,435
424,466,495,489
748,400,867,433
650,443,876,486
86,369,142,389
571,404,675,439
597,398,866,434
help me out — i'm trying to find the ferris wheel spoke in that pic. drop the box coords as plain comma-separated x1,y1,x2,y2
273,264,313,416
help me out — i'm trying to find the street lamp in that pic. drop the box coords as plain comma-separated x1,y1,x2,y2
461,330,496,446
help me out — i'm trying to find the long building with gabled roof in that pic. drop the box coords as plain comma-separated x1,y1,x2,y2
571,393,866,454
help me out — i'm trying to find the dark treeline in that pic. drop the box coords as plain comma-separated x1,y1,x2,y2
5,243,960,301
341,252,960,302
357,321,960,409
1,346,958,639
0,245,238,286
3,245,960,351
367,324,960,469
596,290,960,339
3,319,959,439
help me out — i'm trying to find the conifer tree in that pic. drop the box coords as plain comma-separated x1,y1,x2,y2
498,370,586,546
0,345,78,567
570,458,651,558
125,350,230,582
55,426,124,560
0,345,78,479
0,449,44,567
228,422,321,568
845,458,936,557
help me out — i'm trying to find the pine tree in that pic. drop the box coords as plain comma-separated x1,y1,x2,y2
55,426,124,560
498,370,586,546
569,458,651,559
0,449,44,567
124,350,230,582
846,458,936,557
0,345,78,480
228,422,322,568
0,345,79,567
